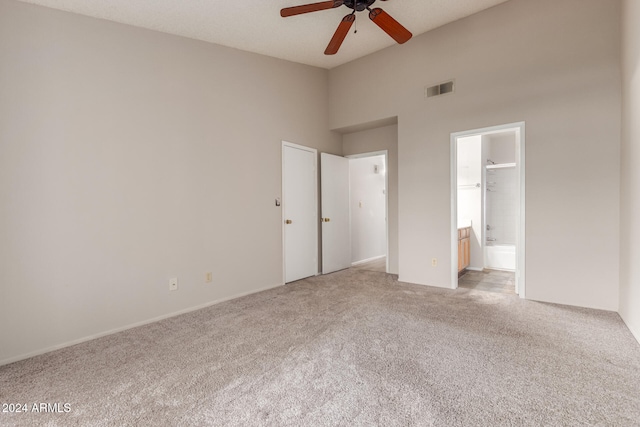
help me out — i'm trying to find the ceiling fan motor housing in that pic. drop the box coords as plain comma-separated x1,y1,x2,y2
280,0,410,55
344,0,377,12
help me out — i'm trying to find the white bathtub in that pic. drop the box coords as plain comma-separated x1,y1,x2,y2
484,244,516,271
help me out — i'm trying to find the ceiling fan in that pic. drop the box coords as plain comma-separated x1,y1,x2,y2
280,0,412,55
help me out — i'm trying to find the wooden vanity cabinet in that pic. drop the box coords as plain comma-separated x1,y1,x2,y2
458,227,471,273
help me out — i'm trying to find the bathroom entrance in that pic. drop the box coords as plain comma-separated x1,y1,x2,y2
450,123,525,296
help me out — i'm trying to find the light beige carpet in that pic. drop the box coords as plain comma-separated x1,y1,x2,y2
1,269,639,426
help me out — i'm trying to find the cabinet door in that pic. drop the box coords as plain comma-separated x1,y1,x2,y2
458,240,463,272
463,238,470,269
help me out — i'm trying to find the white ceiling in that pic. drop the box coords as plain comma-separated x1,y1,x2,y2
18,0,510,69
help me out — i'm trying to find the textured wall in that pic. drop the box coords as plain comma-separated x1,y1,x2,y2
0,0,341,364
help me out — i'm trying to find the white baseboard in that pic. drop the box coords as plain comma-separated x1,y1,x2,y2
351,255,385,266
620,315,640,346
0,282,284,367
484,267,515,272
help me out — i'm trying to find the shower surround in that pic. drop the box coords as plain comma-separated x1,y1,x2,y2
485,163,517,270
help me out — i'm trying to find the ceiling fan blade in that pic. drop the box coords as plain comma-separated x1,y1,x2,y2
324,14,355,55
368,7,412,44
281,1,343,17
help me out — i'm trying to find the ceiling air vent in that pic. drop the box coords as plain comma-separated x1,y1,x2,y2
425,80,455,98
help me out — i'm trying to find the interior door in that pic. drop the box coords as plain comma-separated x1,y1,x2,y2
283,143,317,283
321,153,351,274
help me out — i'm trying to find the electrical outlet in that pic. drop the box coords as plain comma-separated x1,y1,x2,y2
205,272,212,283
169,277,178,291
431,258,438,267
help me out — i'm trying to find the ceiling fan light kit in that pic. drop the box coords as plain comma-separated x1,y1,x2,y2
280,0,412,55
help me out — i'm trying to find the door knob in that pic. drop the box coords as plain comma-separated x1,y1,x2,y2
323,218,331,222
285,219,292,224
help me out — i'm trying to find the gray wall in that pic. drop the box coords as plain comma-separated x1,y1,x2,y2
620,0,640,341
329,0,621,310
0,0,341,364
343,124,399,274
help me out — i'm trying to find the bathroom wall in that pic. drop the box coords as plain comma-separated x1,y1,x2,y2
484,132,517,245
457,135,483,270
485,166,517,245
485,132,516,165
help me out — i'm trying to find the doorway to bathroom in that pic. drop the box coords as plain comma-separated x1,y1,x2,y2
450,123,525,297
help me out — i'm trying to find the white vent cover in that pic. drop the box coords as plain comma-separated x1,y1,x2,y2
425,80,455,98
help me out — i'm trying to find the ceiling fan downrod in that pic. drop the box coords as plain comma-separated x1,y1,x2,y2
343,0,377,12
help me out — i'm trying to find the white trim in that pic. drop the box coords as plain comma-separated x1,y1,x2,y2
484,267,515,272
486,163,516,169
351,254,386,266
345,150,387,159
450,122,526,298
516,125,526,298
345,150,389,273
281,141,318,283
450,137,459,289
0,282,284,367
621,316,640,346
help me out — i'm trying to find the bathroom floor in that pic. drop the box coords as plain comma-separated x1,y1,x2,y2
458,269,516,295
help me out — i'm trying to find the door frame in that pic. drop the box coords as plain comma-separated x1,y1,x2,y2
345,150,389,273
449,123,526,297
282,141,318,283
